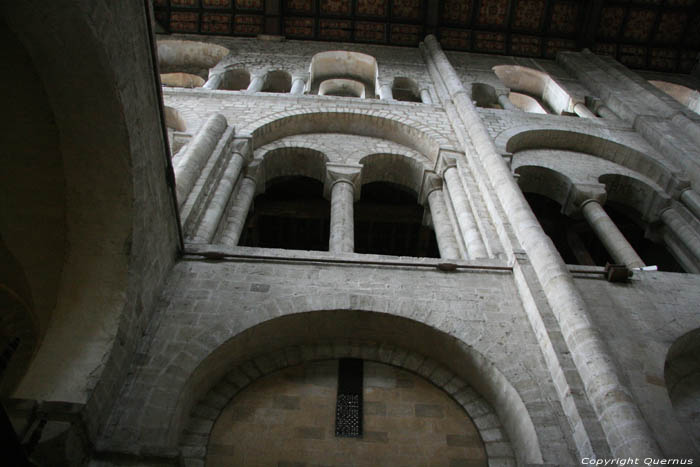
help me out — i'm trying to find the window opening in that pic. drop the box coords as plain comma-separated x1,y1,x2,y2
354,182,439,258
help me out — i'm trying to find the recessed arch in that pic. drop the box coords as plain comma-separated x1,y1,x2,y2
472,82,500,109
309,51,378,96
514,165,573,207
219,68,250,91
161,307,544,465
244,110,446,162
392,77,421,102
359,153,426,196
262,69,292,93
258,146,328,184
319,78,365,97
502,129,682,194
160,72,205,88
493,64,572,114
509,92,548,114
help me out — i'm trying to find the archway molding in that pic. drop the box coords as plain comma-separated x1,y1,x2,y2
242,109,451,162
499,128,685,195
150,302,550,464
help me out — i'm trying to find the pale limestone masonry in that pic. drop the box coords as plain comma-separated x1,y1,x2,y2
3,7,700,465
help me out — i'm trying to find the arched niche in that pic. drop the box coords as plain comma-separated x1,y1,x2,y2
650,80,700,114
392,77,421,102
359,153,425,195
259,147,328,184
493,65,572,115
160,72,205,88
471,83,500,109
172,310,543,465
319,78,365,98
262,70,292,93
219,68,251,91
665,328,700,452
514,165,573,207
157,40,229,79
309,51,378,97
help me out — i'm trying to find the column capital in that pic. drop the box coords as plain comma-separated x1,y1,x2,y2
291,71,309,81
419,171,443,205
324,163,362,201
435,148,462,177
564,183,607,216
231,136,253,163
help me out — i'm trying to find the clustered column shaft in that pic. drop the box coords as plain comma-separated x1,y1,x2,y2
427,189,460,259
442,166,487,259
422,34,661,458
660,207,700,262
580,200,645,268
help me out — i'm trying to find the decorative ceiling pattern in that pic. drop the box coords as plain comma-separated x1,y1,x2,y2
153,0,700,73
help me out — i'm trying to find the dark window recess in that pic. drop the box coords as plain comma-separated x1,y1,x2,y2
335,358,363,438
354,182,439,258
239,176,330,251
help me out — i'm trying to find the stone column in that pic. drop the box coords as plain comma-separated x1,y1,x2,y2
173,114,228,208
203,73,223,90
246,73,265,93
424,178,460,259
573,102,596,118
421,34,661,458
441,161,487,259
596,105,618,120
325,165,361,254
660,207,700,263
580,199,645,268
220,173,257,247
420,89,432,104
497,93,518,111
680,188,700,220
290,74,307,94
378,81,393,100
192,138,252,243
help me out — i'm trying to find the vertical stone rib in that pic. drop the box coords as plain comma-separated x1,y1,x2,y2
219,176,256,247
581,200,645,268
427,189,460,259
329,181,355,253
443,166,487,259
661,207,700,263
191,152,246,243
680,189,700,220
422,35,661,459
173,114,227,208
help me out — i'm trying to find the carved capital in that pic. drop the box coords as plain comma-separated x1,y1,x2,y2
323,163,363,201
564,183,607,216
419,171,443,205
231,136,253,163
436,148,461,177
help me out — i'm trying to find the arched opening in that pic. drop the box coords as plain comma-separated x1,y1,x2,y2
392,77,421,102
509,92,548,114
309,51,378,97
239,176,330,251
665,328,700,452
157,40,229,80
471,83,500,109
261,70,292,93
206,359,487,466
319,78,365,98
493,64,575,115
219,69,250,91
354,182,439,258
159,72,205,88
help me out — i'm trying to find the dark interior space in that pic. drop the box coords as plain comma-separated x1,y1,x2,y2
354,182,439,258
239,176,330,251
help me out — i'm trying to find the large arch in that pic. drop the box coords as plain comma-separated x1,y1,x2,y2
157,304,546,464
242,110,448,162
492,65,573,114
501,128,684,194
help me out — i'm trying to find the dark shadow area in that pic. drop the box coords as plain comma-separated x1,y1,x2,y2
354,182,439,258
239,176,330,251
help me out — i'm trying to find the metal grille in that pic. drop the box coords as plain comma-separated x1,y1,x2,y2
335,358,363,437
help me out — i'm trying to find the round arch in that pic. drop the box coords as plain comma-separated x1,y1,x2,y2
161,307,545,465
500,128,684,194
359,153,427,196
257,146,329,185
242,110,448,162
514,165,574,207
